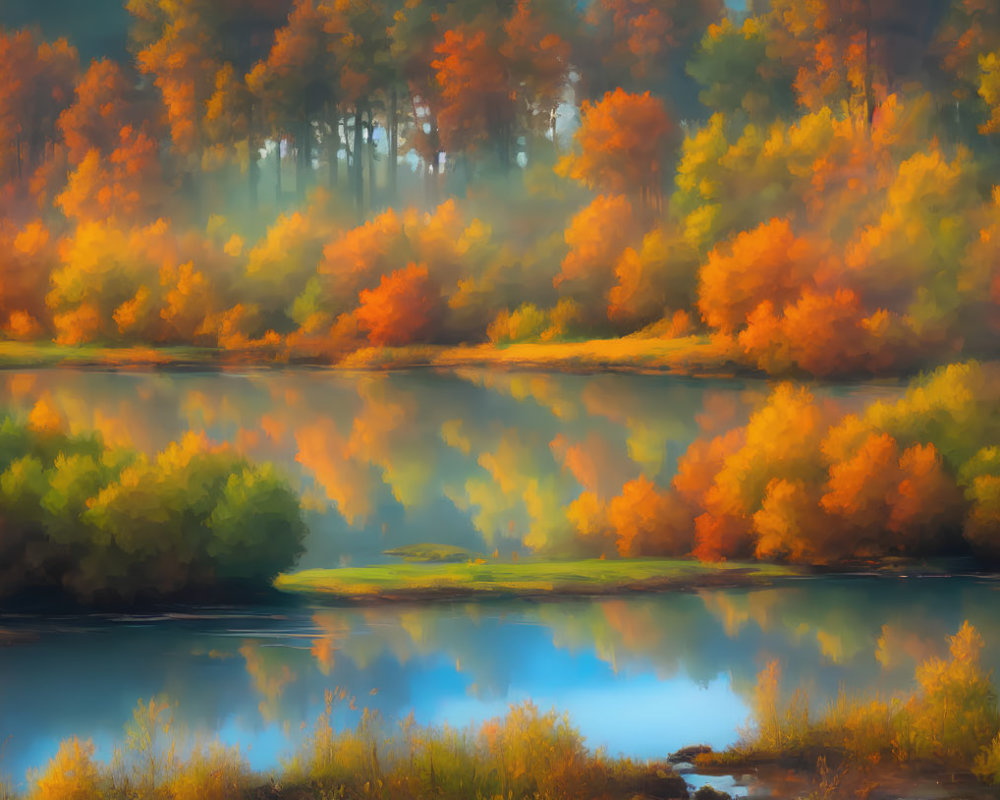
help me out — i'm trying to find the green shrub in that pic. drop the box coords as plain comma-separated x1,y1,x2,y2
0,416,307,604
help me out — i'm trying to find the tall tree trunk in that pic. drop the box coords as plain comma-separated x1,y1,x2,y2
863,0,874,128
14,133,21,180
353,105,365,215
326,102,339,189
389,88,398,203
503,127,511,173
276,136,283,208
366,108,376,210
297,119,311,201
248,104,258,212
428,150,439,206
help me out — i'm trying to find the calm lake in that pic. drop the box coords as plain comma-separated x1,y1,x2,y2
1,368,979,787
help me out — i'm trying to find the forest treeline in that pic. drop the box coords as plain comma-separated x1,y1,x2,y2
0,1,999,375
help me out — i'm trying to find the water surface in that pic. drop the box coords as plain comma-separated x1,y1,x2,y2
0,368,932,786
3,578,1000,785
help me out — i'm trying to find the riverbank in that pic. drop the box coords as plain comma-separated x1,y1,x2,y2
0,336,744,375
273,558,801,602
337,335,744,375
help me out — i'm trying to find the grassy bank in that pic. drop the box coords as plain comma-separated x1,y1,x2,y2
14,697,688,800
0,335,741,375
273,558,800,601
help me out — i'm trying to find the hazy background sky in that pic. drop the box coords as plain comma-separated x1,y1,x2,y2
0,0,748,65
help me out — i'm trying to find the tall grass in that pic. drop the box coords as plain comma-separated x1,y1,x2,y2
719,621,1000,781
17,693,676,800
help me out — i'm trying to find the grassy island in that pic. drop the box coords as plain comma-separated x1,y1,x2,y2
274,558,800,601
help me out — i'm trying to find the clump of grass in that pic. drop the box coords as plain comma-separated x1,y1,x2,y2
712,621,1000,782
23,698,255,800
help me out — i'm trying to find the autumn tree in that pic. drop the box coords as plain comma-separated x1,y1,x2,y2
248,0,341,203
325,0,392,212
579,0,722,104
768,0,941,123
0,30,78,183
558,89,672,210
51,58,169,224
58,59,147,164
555,193,642,325
697,218,824,334
389,0,448,197
934,0,1000,132
687,16,795,120
355,262,441,346
127,0,290,208
432,22,516,172
501,0,573,148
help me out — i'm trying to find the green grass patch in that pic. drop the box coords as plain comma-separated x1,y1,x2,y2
382,543,479,562
274,558,800,600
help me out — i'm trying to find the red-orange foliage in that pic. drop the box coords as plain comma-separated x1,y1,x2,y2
0,30,78,179
698,218,826,334
355,262,440,346
0,220,57,328
58,59,144,164
738,289,901,376
559,89,671,205
692,511,753,562
316,208,406,311
769,0,901,113
247,0,339,133
432,25,515,156
132,0,290,163
555,194,640,305
607,475,690,556
501,0,571,135
57,125,165,223
820,433,963,556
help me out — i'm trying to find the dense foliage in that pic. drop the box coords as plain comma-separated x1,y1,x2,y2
0,2,998,375
564,361,1000,563
0,412,306,604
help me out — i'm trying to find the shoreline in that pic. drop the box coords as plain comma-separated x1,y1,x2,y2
274,559,1000,605
0,339,973,383
0,338,882,378
0,337,743,375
